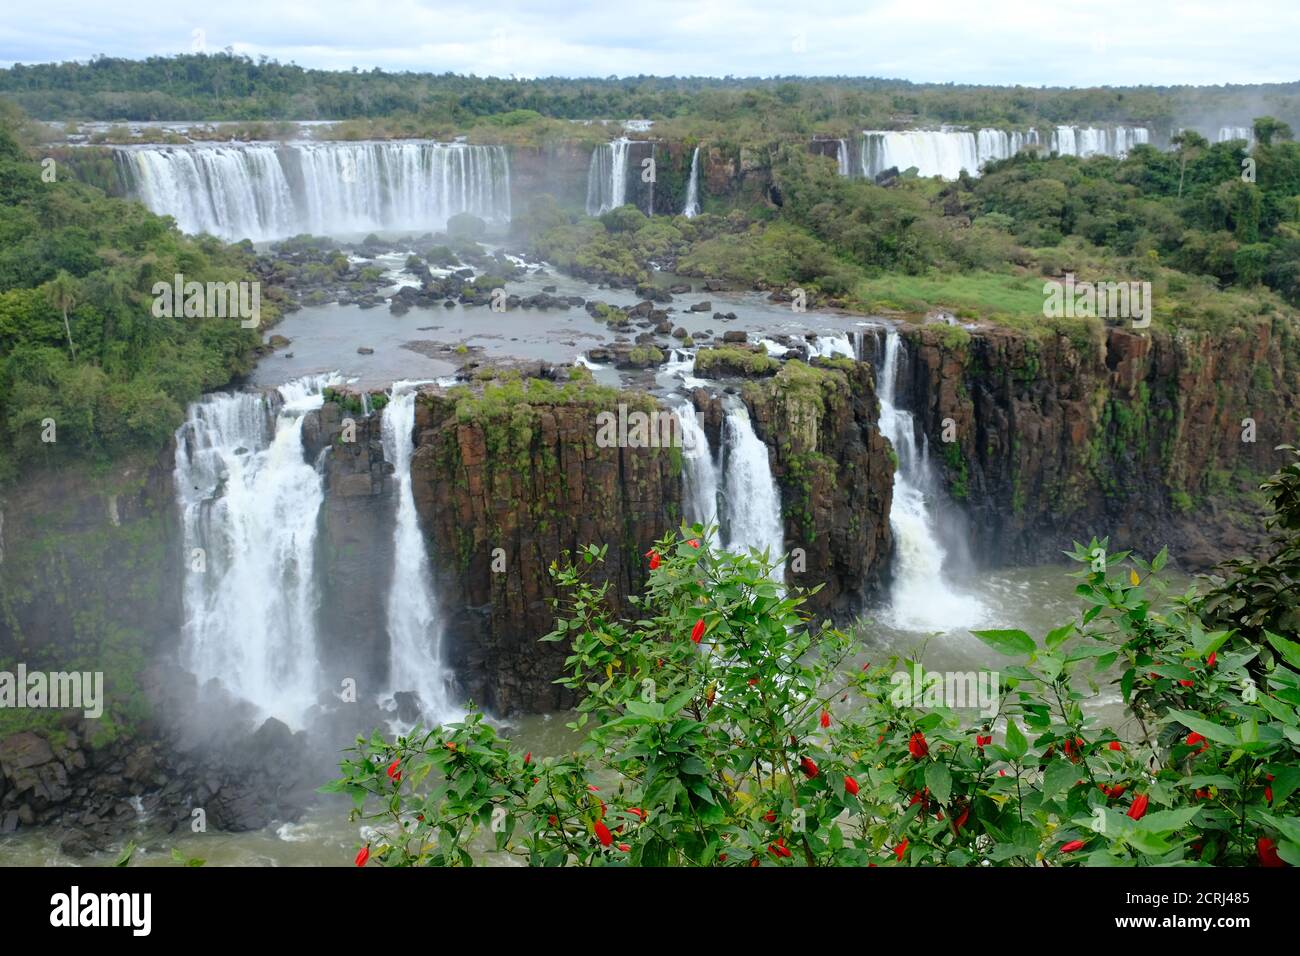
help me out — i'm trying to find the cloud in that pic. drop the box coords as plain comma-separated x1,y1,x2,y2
2,0,1297,86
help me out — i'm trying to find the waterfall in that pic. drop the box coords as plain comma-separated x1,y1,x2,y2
858,126,1147,180
380,383,456,725
876,331,985,631
116,142,512,241
1217,126,1254,144
683,146,701,218
720,404,785,573
174,374,340,726
836,138,851,177
676,403,720,529
585,138,631,215
807,333,855,359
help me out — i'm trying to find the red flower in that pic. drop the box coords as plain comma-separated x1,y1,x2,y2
1127,794,1149,821
976,734,992,752
954,806,970,831
594,820,613,847
617,843,630,852
820,711,831,729
548,815,558,826
688,539,700,549
748,677,759,686
523,752,531,766
764,811,777,823
1186,732,1209,754
646,549,660,570
1207,651,1217,668
894,839,908,861
908,732,928,759
844,776,860,796
770,838,793,859
1179,679,1193,687
1060,840,1086,853
1100,783,1127,800
1258,837,1285,867
354,845,369,867
800,756,819,779
998,770,1007,777
691,618,705,643
386,759,401,782
587,784,600,792
627,807,646,819
1108,741,1122,751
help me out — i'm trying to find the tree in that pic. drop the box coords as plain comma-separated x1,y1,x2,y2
1171,129,1209,199
43,269,80,361
1253,116,1294,148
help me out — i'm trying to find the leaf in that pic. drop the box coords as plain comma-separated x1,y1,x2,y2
925,762,953,806
1270,767,1300,806
1045,623,1074,651
1277,841,1300,867
1140,807,1201,832
971,629,1036,656
1168,710,1239,745
1042,759,1079,798
1266,631,1300,671
1129,569,1141,586
1004,718,1028,760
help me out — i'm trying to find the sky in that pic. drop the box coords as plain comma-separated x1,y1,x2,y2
1,0,1297,87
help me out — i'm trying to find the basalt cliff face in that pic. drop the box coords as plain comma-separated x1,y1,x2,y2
888,320,1300,568
734,359,894,618
407,386,682,715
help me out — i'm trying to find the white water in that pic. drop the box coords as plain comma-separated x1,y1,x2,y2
117,142,511,241
721,404,785,573
676,403,720,529
174,374,340,727
876,331,986,632
1217,126,1254,144
380,383,458,726
836,138,851,177
683,146,701,218
585,138,632,215
806,333,856,359
858,125,1148,180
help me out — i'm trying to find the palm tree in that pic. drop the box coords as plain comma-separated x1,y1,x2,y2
44,270,80,361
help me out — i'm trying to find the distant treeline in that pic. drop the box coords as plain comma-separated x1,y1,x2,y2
3,53,1299,134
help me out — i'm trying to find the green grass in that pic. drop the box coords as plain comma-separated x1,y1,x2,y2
855,270,1048,322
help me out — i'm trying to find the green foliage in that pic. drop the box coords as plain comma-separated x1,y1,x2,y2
0,109,264,476
331,467,1300,866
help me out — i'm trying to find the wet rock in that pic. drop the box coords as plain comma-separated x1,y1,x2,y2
688,301,712,313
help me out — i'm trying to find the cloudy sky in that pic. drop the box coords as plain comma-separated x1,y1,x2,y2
1,0,1296,86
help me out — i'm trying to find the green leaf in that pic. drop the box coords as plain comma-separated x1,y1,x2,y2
1045,623,1074,651
1277,841,1300,867
1168,710,1239,745
971,629,1036,656
1140,807,1201,832
1266,631,1300,671
1042,759,1078,798
925,762,953,806
1004,719,1028,760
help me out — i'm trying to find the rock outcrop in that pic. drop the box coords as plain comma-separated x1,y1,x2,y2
890,319,1300,568
739,359,895,617
408,376,682,714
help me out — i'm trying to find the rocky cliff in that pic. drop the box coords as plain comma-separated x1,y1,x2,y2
408,374,682,714
888,319,1300,568
736,358,894,618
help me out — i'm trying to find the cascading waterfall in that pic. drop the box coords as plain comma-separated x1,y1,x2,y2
836,138,851,177
174,374,340,726
806,333,856,359
876,331,986,631
1217,126,1254,144
585,138,632,215
676,402,720,529
116,141,512,241
683,146,701,218
858,125,1146,180
720,404,785,573
380,383,457,725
